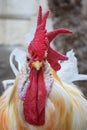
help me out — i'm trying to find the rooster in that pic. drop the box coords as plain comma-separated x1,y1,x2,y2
0,6,87,130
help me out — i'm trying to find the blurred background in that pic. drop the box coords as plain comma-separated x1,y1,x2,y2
0,0,87,96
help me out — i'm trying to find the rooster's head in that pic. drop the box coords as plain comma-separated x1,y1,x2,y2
18,6,72,126
27,6,72,71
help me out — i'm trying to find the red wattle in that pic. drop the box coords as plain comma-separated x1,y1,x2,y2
23,68,46,125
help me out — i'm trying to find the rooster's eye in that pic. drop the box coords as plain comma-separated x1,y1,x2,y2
26,56,30,62
44,58,46,61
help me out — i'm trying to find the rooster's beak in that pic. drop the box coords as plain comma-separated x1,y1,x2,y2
32,61,42,70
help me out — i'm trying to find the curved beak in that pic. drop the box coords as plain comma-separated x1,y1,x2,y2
32,61,42,70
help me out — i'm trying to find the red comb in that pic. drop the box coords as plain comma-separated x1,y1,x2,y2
37,6,49,29
47,47,68,71
28,6,72,70
28,6,49,61
37,6,42,26
47,28,72,43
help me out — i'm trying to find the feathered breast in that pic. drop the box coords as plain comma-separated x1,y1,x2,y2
0,71,87,130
